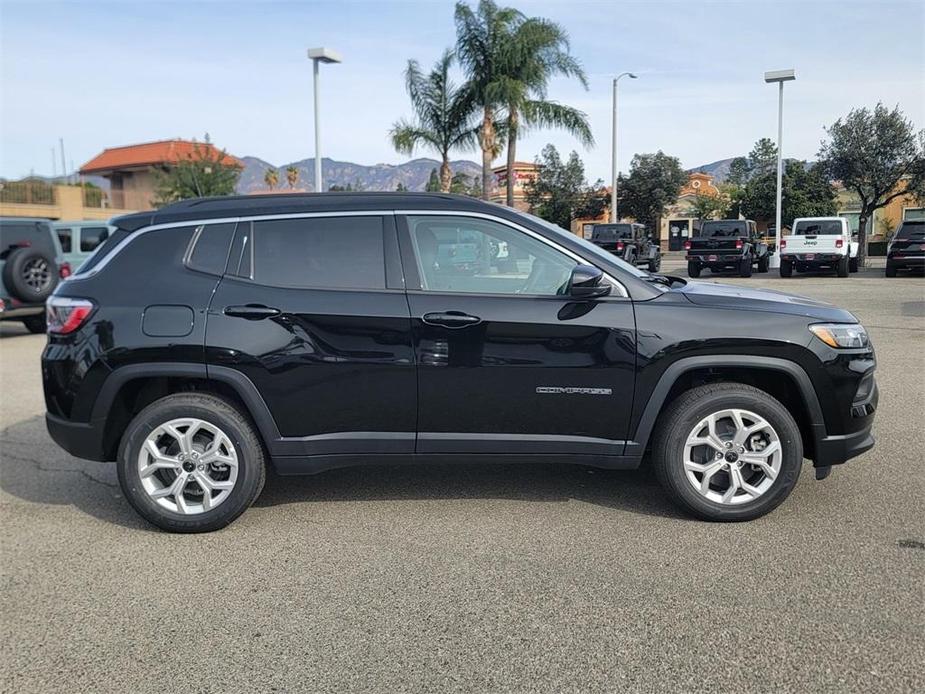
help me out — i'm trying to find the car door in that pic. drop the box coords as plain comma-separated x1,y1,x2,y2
397,212,636,457
206,213,416,456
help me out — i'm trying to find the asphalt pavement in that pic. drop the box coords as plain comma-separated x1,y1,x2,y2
1,265,923,693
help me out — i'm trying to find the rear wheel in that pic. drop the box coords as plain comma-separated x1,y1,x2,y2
779,259,793,278
739,257,753,277
648,253,661,273
687,261,701,278
117,393,266,533
836,255,849,277
651,383,803,521
885,262,897,277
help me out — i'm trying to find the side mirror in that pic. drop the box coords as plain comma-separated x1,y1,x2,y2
567,264,611,299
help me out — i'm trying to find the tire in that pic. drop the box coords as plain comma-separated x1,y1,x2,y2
849,256,859,273
21,314,46,333
648,253,661,273
885,262,897,278
739,256,753,277
651,382,803,522
2,248,58,303
687,261,701,278
780,259,792,278
757,254,770,273
117,393,267,533
836,256,849,277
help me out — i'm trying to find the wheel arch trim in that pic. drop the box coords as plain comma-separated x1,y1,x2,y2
625,355,824,456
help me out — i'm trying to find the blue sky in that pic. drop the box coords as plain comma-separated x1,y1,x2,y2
1,0,923,181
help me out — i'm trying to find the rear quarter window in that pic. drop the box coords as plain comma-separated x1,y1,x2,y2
79,227,109,252
185,223,236,276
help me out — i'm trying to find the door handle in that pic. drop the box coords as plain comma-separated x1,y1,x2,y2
421,311,481,328
224,304,281,320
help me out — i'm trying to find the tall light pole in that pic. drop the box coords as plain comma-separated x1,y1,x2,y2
308,47,342,193
611,72,637,222
764,68,795,268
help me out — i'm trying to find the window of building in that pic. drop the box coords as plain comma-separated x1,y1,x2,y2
407,215,577,296
80,227,109,252
252,216,385,289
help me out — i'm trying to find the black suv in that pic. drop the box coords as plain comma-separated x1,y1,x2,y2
1,217,70,332
886,219,925,276
43,194,877,532
685,219,770,277
589,222,661,272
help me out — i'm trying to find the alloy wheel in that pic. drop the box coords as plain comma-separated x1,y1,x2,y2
682,408,782,505
137,417,239,515
23,258,51,292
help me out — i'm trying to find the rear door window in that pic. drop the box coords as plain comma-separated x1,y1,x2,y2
251,216,386,289
56,228,73,253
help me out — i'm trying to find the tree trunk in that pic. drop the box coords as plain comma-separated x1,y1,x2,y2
480,107,495,201
439,157,452,193
505,110,518,208
857,211,869,267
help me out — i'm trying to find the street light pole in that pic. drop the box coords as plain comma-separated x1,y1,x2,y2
764,69,795,269
308,47,342,193
611,72,637,222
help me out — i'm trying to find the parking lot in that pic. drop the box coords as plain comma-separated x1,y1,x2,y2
1,267,923,693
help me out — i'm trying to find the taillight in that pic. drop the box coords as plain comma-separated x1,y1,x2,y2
780,239,787,250
835,238,844,249
59,262,72,279
735,238,743,250
684,240,691,250
616,241,624,251
46,297,95,334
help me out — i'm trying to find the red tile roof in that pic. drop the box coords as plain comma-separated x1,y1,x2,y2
80,139,242,175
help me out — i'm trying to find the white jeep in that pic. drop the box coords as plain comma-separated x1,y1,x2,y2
779,217,859,277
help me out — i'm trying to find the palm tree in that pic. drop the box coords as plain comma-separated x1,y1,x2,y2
499,18,593,207
264,167,279,190
454,0,522,199
285,165,299,189
390,50,478,193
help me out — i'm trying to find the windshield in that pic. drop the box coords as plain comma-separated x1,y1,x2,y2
512,210,652,280
700,221,747,238
793,220,843,235
895,221,925,239
591,224,633,241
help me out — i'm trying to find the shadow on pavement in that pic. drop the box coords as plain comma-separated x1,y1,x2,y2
1,415,684,530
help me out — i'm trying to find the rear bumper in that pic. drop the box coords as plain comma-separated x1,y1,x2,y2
686,254,743,264
0,301,44,320
887,255,925,268
781,253,844,265
45,413,107,462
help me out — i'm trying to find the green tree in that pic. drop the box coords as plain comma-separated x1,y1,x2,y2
727,156,750,186
285,165,299,189
688,191,728,223
454,0,523,199
424,168,441,192
396,182,409,192
748,137,778,176
619,151,687,231
496,14,592,207
818,102,925,265
740,161,837,227
264,167,279,190
391,50,478,193
524,144,608,230
152,136,241,207
449,171,482,196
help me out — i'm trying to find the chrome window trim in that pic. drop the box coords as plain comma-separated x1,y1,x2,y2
70,208,628,297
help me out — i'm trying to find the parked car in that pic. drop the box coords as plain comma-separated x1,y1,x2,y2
779,217,859,277
685,220,769,277
43,193,877,532
0,217,70,333
52,221,113,272
589,223,661,272
885,219,925,277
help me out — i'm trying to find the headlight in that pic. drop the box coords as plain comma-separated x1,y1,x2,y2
810,323,869,349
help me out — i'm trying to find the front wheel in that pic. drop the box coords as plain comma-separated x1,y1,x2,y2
651,383,803,521
687,261,701,278
117,393,267,532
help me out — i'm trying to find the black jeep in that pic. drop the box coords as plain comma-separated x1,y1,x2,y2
589,222,660,272
686,219,770,277
42,193,876,532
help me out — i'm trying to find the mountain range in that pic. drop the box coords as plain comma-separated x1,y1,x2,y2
236,156,483,194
